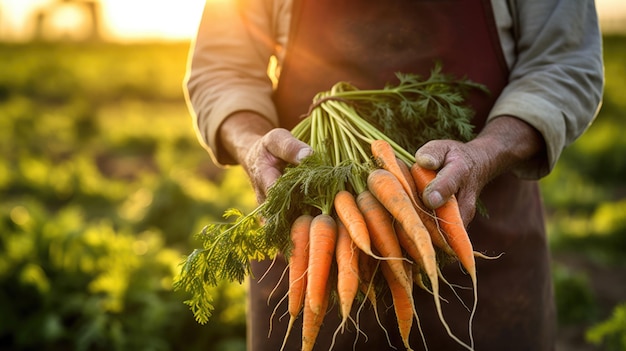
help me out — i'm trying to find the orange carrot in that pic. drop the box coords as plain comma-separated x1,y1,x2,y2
335,219,360,328
397,157,418,197
302,285,331,351
394,220,427,272
358,250,378,305
410,163,478,349
336,189,412,262
280,214,312,351
380,259,415,351
410,164,477,287
306,213,337,315
366,169,437,286
368,168,473,350
410,166,500,262
414,196,457,257
357,252,382,336
354,251,395,348
356,190,412,296
371,140,454,257
334,190,377,258
371,139,418,205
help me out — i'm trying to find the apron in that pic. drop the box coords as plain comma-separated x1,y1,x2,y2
249,0,556,350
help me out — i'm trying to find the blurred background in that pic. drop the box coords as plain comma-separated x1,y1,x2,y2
0,1,624,350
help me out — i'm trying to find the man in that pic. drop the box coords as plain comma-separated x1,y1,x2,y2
184,0,604,350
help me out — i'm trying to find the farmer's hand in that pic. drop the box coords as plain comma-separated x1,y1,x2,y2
415,116,545,225
219,111,313,203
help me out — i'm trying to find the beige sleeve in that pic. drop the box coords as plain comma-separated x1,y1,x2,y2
184,0,284,165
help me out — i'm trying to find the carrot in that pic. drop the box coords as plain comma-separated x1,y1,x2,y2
358,249,378,305
335,218,360,329
380,259,416,351
410,164,477,284
412,269,432,295
356,190,412,296
302,284,331,351
367,169,437,286
306,213,337,315
280,214,312,351
334,190,377,259
414,196,457,257
353,251,396,349
410,163,478,349
395,220,447,300
371,139,418,205
393,216,429,272
397,157,457,254
371,140,454,257
397,157,418,197
336,189,412,262
368,168,473,350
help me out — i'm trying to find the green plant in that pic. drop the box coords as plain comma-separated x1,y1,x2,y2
0,41,249,350
552,263,598,325
587,303,626,351
0,200,247,351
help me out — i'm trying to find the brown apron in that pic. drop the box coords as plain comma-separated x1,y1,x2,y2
249,0,556,350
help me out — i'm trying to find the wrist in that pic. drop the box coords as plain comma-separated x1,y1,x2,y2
469,116,545,179
218,111,275,164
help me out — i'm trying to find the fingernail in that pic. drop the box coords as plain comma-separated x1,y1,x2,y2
296,148,313,162
417,154,437,169
426,190,443,208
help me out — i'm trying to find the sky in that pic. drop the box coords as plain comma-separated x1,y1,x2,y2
0,0,625,42
0,0,206,41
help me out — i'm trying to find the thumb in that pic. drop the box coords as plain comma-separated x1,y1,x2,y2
414,141,457,209
263,128,313,165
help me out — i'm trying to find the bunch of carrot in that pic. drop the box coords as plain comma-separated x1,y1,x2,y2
175,69,493,350
282,139,478,351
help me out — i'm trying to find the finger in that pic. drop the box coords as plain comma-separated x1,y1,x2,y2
262,128,313,165
415,140,449,170
422,162,463,209
243,142,283,204
256,167,282,202
260,168,281,195
247,152,285,204
416,141,464,208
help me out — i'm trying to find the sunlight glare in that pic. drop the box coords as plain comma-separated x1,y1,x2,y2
101,0,205,41
1,0,626,42
47,3,91,39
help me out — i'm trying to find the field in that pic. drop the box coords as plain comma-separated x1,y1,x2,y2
1,36,625,350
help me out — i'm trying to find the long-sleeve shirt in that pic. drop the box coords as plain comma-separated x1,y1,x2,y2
184,0,604,179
